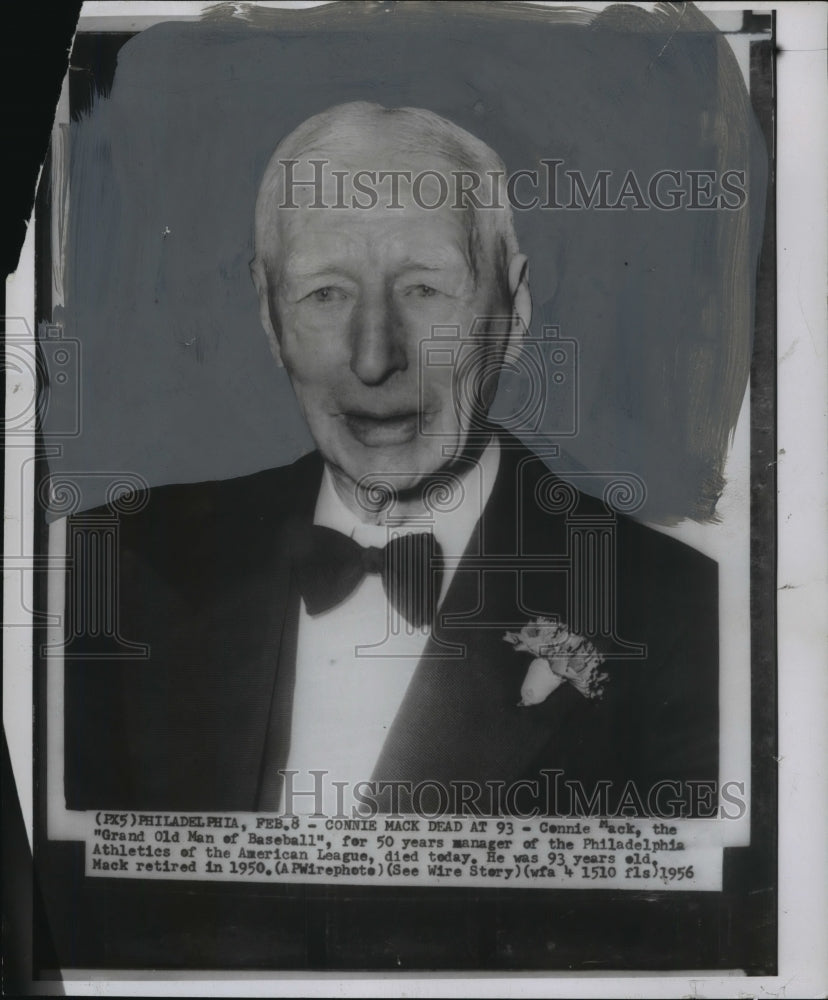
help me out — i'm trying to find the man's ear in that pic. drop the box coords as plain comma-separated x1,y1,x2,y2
504,252,532,364
249,256,284,367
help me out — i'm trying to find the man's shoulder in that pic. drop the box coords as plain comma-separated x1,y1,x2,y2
495,429,716,577
66,451,324,585
74,450,323,530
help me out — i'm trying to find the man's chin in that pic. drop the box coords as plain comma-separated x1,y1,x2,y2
334,443,448,492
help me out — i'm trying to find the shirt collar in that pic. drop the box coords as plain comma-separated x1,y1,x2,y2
314,438,501,557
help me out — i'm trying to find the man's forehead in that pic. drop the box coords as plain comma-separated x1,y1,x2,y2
258,138,503,281
278,211,474,275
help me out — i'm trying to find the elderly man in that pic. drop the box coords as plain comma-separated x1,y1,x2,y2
65,103,718,817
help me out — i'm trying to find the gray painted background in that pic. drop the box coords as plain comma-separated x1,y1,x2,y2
45,1,768,522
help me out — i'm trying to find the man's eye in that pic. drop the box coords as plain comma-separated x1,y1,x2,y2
408,284,438,298
307,286,346,303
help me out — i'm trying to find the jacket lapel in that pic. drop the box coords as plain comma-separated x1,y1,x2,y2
194,537,295,809
154,452,323,811
372,437,580,793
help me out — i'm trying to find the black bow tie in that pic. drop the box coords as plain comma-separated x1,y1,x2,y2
292,524,444,629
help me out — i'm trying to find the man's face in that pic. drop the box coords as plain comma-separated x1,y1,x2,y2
260,155,516,497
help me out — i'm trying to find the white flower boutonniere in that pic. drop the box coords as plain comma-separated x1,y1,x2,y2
503,617,609,707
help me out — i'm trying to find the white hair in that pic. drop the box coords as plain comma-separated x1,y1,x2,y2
252,101,520,292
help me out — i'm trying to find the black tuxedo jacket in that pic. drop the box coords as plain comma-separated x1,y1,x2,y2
64,433,718,815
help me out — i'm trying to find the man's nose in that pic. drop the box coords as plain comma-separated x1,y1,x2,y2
349,294,408,385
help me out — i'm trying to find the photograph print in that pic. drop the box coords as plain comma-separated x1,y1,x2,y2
11,0,780,979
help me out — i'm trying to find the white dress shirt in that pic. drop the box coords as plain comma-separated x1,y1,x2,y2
279,441,500,815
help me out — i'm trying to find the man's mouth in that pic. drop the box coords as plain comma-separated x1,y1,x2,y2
342,410,421,446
